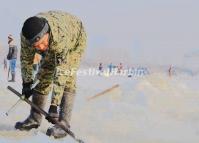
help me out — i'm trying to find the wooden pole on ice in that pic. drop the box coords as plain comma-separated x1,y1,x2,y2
87,84,120,101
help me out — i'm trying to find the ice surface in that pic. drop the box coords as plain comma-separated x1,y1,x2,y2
0,65,199,143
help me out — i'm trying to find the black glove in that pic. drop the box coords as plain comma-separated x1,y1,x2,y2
45,105,58,124
22,81,33,99
45,115,58,124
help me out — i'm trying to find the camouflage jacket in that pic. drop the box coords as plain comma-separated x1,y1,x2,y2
21,11,84,95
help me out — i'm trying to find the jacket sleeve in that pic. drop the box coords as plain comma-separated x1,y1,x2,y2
7,47,12,60
20,34,35,83
52,43,70,103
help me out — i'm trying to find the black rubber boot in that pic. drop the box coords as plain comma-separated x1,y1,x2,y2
15,92,47,131
46,121,70,138
15,117,40,131
46,91,75,138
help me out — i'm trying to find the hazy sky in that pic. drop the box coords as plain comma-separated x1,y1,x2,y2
0,0,199,66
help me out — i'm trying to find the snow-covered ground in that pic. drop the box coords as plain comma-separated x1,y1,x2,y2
0,65,199,143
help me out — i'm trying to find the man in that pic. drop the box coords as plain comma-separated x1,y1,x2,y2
117,63,123,73
98,63,103,76
15,11,87,138
108,63,113,73
7,34,18,82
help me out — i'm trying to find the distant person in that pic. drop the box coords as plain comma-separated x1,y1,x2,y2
168,65,173,77
98,63,103,75
117,63,123,73
108,63,113,73
7,34,18,82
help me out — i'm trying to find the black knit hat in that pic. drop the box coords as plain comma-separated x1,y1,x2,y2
22,16,49,45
